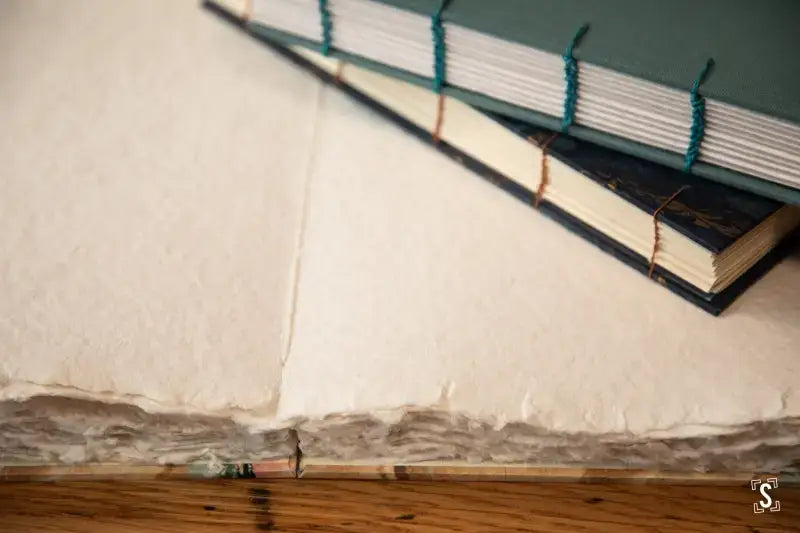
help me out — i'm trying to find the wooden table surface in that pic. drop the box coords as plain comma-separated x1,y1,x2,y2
1,477,798,532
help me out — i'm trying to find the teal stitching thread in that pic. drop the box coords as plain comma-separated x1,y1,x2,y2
318,0,332,56
431,0,451,93
684,58,715,172
561,24,589,132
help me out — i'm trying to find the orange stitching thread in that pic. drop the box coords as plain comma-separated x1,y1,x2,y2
432,94,446,144
531,133,559,208
647,186,689,278
334,61,345,84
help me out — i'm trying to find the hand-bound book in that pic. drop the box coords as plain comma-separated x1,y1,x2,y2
204,0,800,315
241,0,800,206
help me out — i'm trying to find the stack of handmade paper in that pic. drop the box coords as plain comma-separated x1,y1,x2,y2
1,0,798,473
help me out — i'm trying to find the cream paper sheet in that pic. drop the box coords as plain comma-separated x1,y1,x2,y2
0,0,318,417
277,85,800,439
1,0,799,446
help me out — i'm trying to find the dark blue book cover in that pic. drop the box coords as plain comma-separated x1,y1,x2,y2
501,119,784,255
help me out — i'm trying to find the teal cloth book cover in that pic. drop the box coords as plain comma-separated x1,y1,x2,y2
241,0,800,205
375,0,800,124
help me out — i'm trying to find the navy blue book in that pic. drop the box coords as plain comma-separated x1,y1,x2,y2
204,1,800,315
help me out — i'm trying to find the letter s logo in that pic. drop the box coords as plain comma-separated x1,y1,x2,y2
758,483,773,510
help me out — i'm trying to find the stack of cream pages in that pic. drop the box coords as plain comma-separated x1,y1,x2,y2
246,0,800,202
1,0,799,472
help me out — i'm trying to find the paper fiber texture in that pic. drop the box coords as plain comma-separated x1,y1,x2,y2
277,80,800,439
0,0,319,417
2,1,800,469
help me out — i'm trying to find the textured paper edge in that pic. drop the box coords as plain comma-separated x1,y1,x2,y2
0,459,296,481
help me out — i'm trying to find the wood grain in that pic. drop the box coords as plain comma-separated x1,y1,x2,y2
0,478,797,532
296,462,785,484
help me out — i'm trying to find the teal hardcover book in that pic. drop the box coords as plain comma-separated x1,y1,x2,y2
241,0,800,205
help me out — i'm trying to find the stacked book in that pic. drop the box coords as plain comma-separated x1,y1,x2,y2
205,0,800,315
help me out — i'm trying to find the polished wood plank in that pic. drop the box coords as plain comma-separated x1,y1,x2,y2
0,478,797,532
